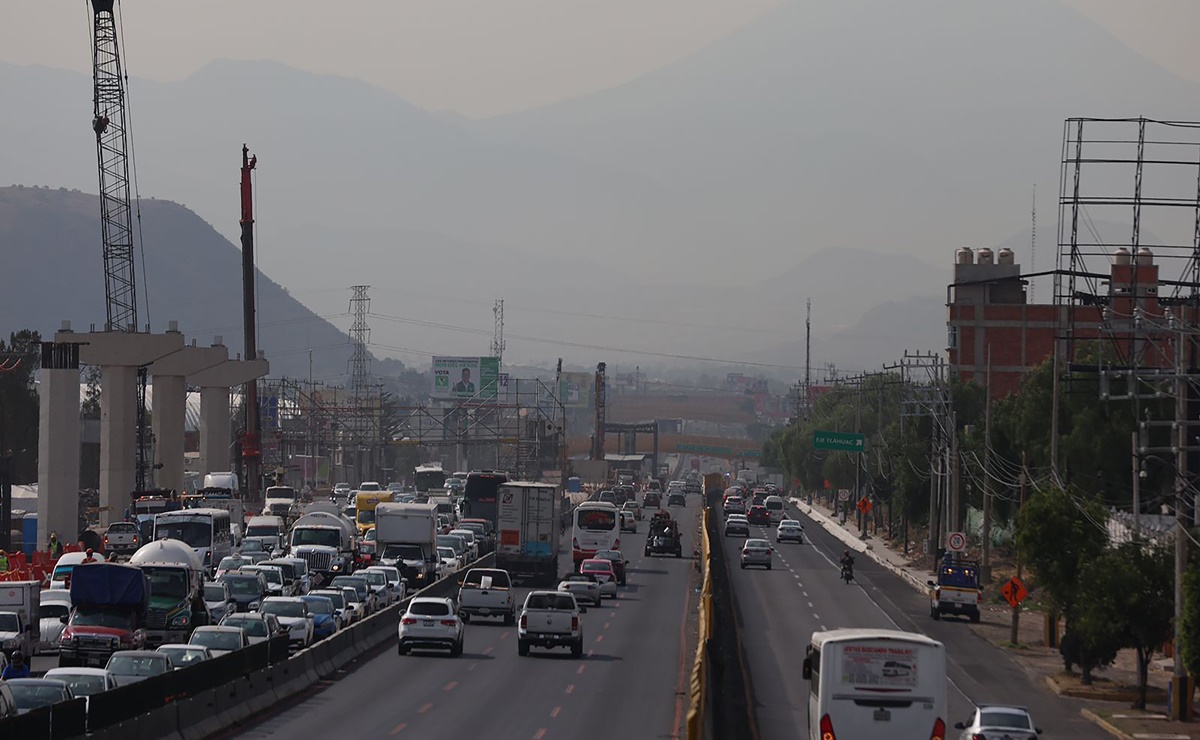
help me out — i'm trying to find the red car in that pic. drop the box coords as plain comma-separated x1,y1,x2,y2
643,492,661,509
747,505,771,526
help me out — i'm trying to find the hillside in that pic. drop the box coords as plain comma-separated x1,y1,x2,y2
0,185,395,382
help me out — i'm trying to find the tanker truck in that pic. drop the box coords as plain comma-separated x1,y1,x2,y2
129,538,209,646
288,504,357,589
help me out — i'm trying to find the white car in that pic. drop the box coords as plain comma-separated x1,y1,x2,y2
215,555,255,579
397,597,464,657
203,581,235,623
38,590,72,653
437,547,462,575
557,573,601,607
220,612,283,645
42,667,118,706
363,566,408,603
954,704,1042,740
579,559,618,599
776,519,805,544
724,515,750,537
447,529,480,562
336,586,367,623
259,597,315,648
189,626,250,657
156,644,214,668
359,569,398,608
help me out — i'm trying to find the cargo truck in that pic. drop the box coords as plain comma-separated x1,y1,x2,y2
289,505,357,588
60,563,149,667
0,581,40,658
375,502,439,589
495,482,560,586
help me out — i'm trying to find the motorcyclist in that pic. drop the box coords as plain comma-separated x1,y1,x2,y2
2,651,31,679
839,550,855,577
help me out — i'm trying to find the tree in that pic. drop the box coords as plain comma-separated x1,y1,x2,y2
0,330,42,482
1181,564,1200,688
1015,482,1108,661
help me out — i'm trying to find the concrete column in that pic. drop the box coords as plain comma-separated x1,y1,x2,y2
58,329,185,527
37,344,81,550
189,352,269,486
99,365,138,527
149,341,229,493
200,386,232,473
151,374,186,492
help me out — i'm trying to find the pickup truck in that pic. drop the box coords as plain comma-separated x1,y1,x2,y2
517,590,584,658
928,555,982,623
103,522,141,557
457,568,516,625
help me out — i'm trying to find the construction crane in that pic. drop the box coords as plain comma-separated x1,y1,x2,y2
90,0,138,332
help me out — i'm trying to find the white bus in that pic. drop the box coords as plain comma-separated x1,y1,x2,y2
802,628,947,740
153,508,233,570
571,502,620,567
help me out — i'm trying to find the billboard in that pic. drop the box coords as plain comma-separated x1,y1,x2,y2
431,356,500,400
559,372,593,409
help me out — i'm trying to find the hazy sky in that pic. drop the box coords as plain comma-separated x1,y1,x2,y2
3,0,1199,117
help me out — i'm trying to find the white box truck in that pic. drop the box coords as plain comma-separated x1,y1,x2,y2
375,502,439,589
495,482,560,586
0,581,41,658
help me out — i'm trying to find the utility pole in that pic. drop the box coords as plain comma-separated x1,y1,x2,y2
804,298,812,421
239,145,261,502
981,346,993,582
1010,452,1026,645
1132,429,1141,540
855,381,863,536
1172,327,1191,720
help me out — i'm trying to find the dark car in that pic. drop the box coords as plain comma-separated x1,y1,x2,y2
667,492,686,507
643,492,662,509
593,549,628,586
218,571,268,612
613,485,635,504
747,505,771,526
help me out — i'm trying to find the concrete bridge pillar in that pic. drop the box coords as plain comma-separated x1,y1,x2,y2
37,340,81,550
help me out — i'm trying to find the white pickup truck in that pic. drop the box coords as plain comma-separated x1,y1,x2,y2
517,590,584,658
457,568,515,625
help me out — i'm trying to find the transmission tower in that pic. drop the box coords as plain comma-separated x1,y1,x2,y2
803,298,812,420
90,0,138,332
349,286,371,398
491,299,506,364
1029,183,1037,303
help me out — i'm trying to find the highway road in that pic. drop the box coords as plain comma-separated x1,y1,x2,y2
228,497,703,740
724,503,1108,739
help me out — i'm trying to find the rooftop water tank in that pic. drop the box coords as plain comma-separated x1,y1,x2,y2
1136,247,1154,266
955,247,974,265
1113,247,1132,266
976,248,994,265
997,247,1015,266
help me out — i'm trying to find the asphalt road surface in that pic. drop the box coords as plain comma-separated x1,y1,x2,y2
723,503,1108,739
227,496,703,740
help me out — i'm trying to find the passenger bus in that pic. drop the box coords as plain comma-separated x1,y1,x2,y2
460,470,508,525
153,508,233,570
802,628,947,740
571,502,620,568
413,463,447,493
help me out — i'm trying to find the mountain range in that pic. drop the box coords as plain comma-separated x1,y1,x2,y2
2,0,1196,377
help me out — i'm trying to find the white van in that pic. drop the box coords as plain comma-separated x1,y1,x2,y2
49,551,108,589
763,495,786,523
244,515,285,552
803,629,947,740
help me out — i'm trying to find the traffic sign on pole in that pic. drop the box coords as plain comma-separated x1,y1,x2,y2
837,489,851,502
947,531,967,552
856,497,873,515
813,430,867,453
1001,576,1028,608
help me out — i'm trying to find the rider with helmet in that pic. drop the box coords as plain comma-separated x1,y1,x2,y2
839,549,855,579
2,651,31,679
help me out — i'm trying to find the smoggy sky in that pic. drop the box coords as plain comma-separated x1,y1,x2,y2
2,0,1198,117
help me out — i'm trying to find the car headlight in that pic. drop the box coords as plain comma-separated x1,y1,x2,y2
169,613,191,628
249,601,260,610
331,564,341,572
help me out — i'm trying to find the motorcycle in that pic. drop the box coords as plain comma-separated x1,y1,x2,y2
840,564,854,584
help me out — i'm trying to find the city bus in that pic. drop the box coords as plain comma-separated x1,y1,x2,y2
153,508,233,570
460,470,508,525
802,628,947,740
571,502,620,568
414,463,447,493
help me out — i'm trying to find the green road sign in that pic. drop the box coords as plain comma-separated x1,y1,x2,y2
813,430,866,453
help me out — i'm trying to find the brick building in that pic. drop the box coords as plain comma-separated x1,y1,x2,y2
947,245,1173,401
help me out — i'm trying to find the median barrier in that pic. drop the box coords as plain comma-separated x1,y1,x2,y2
213,676,255,730
243,666,279,715
176,689,223,740
307,633,339,678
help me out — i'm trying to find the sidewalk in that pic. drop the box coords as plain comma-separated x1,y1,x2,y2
787,496,1196,739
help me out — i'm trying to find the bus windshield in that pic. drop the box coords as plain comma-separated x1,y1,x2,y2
155,520,212,548
576,509,616,531
414,466,447,493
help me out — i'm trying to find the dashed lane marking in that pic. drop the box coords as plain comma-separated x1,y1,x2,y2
550,706,561,718
595,635,604,643
577,664,587,675
604,622,611,629
565,684,575,694
500,631,511,640
443,681,457,691
534,729,547,739
418,703,433,714
390,723,407,735
482,646,494,654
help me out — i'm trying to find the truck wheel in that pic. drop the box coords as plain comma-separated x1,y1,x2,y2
397,642,409,656
571,639,583,659
450,638,463,658
461,612,471,624
969,611,981,624
503,611,515,627
518,640,530,657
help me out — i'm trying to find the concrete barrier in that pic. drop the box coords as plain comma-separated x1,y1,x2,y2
307,636,338,679
243,667,278,716
176,690,223,740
